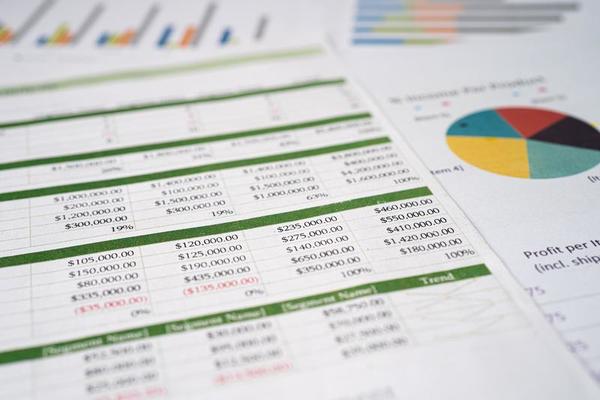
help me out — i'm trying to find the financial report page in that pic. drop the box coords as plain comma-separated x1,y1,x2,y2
0,43,597,399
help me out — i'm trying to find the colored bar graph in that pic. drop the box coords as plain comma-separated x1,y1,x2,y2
156,22,212,49
352,0,579,46
37,2,101,47
98,3,159,48
152,2,218,49
352,37,446,45
97,29,135,47
38,23,72,46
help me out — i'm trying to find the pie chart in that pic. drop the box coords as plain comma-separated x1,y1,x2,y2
447,107,600,179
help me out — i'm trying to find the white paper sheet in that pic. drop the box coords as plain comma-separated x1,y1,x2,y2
340,38,600,383
0,42,597,399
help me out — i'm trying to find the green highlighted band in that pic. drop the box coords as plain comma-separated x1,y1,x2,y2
0,78,345,129
0,264,490,365
0,46,323,97
0,187,431,268
0,137,390,202
0,112,370,171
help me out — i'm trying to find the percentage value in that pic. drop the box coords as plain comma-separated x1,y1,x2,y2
212,209,235,216
341,266,373,278
444,249,476,259
112,224,135,232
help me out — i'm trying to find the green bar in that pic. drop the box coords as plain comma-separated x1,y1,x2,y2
0,46,323,97
0,186,431,268
0,264,490,365
0,78,346,129
0,137,390,202
404,38,448,45
0,113,370,171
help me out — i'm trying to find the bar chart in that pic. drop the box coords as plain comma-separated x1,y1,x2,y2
153,4,267,49
0,0,299,50
96,3,159,47
37,2,103,46
155,2,216,48
351,0,580,46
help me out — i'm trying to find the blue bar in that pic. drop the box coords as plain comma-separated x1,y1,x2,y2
354,27,377,33
355,15,386,22
157,25,173,47
352,38,405,45
36,35,48,46
96,31,109,46
219,27,231,45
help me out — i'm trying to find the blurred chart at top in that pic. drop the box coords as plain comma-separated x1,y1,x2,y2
0,0,323,50
350,0,580,46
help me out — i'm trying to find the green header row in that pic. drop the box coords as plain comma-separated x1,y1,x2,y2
0,264,491,365
0,186,431,268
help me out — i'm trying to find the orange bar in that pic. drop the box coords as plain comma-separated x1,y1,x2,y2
49,24,67,44
117,29,135,45
422,27,457,34
55,30,71,44
179,26,197,47
0,28,12,43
